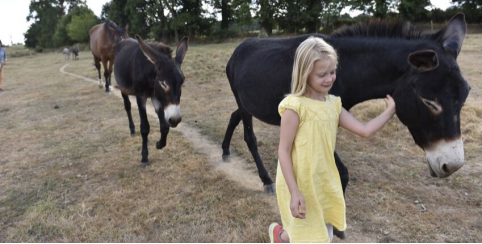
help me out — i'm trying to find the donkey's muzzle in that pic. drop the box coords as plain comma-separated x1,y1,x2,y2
425,138,464,178
164,104,181,128
168,116,182,128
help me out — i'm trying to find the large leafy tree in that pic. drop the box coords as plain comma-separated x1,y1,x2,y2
101,0,129,28
147,0,170,42
210,0,253,33
124,0,150,38
350,0,399,19
178,0,204,38
232,0,254,33
210,0,234,30
451,0,482,22
25,0,85,48
452,0,482,8
163,0,184,42
24,22,42,48
277,0,345,33
398,0,430,21
256,0,279,35
68,8,99,42
54,5,96,46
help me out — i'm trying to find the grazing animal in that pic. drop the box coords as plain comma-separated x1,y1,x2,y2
222,13,470,194
62,48,70,60
89,20,128,93
71,47,79,60
114,35,189,165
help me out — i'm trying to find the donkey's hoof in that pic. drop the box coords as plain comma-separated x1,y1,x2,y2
130,132,136,137
264,183,276,195
222,154,231,162
105,90,111,94
98,85,103,88
140,162,149,168
333,229,346,240
156,141,165,149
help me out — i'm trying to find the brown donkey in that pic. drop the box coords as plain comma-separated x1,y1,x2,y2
89,20,128,93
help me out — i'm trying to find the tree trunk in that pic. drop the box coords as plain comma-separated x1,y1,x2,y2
163,0,179,43
221,0,230,30
259,0,273,35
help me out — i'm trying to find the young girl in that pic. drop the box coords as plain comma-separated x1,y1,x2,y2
269,37,396,243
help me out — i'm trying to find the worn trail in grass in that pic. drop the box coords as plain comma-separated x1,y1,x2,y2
0,53,275,242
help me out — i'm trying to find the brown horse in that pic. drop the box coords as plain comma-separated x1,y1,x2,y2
89,20,128,93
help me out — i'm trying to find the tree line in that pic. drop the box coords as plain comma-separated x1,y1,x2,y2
24,0,482,49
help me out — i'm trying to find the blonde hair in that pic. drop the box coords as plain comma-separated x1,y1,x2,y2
291,36,338,96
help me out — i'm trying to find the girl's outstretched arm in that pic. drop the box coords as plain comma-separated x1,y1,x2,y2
339,95,396,138
279,109,306,219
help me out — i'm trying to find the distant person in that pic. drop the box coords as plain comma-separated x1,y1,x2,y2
63,47,70,60
0,40,7,91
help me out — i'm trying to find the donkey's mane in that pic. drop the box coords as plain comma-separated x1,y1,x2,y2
331,20,423,40
150,42,173,56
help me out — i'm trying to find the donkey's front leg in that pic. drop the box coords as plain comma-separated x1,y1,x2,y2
156,122,169,150
136,95,150,165
152,97,169,150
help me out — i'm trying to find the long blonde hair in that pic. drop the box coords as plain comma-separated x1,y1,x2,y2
291,36,338,96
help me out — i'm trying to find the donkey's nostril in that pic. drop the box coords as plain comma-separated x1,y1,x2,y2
169,117,182,127
441,164,449,174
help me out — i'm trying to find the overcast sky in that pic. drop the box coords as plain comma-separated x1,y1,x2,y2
0,0,453,45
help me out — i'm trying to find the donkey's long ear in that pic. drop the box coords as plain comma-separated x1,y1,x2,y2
430,13,466,59
109,26,118,36
136,34,158,65
408,50,439,72
104,20,117,37
175,36,189,66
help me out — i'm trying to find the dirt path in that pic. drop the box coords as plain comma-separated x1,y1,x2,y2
59,63,278,208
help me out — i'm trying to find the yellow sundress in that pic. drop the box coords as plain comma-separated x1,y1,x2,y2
276,94,346,243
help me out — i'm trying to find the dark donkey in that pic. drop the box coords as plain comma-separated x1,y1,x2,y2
223,13,470,194
89,20,128,93
114,35,188,165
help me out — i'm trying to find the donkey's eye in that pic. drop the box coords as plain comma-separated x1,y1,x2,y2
421,97,443,115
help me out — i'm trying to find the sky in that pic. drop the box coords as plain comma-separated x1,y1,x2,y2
0,0,453,45
0,0,110,45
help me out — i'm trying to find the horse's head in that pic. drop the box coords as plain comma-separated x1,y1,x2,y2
105,20,129,43
393,13,470,178
136,34,189,128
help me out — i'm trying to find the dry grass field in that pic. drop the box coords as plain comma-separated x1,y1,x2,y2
0,34,481,242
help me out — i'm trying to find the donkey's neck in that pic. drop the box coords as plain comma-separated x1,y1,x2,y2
329,37,429,110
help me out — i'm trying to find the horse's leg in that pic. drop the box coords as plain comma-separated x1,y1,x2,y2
136,95,150,165
240,110,275,194
106,59,114,93
121,93,136,136
221,109,242,162
334,151,349,196
102,58,110,93
93,56,102,88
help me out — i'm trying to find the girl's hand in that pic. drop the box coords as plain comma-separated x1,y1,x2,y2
384,95,396,114
290,191,306,219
